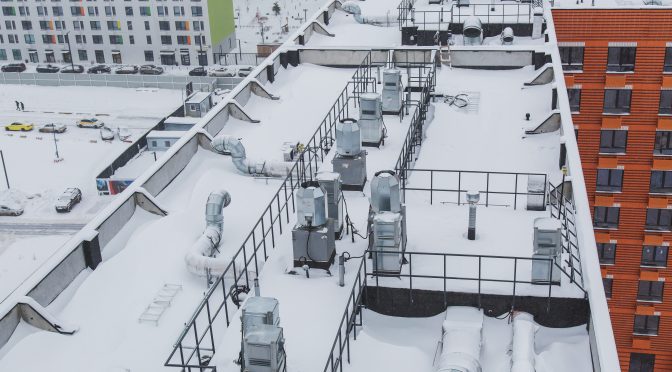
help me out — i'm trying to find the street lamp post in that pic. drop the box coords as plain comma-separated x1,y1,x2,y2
0,150,9,189
198,33,204,67
52,124,61,161
64,31,74,71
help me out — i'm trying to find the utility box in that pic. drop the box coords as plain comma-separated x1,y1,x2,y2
185,92,213,118
292,219,336,270
531,254,560,285
242,297,280,334
382,69,403,114
359,93,384,147
332,152,367,191
243,324,286,372
317,172,344,238
526,174,546,211
372,212,403,274
533,217,562,256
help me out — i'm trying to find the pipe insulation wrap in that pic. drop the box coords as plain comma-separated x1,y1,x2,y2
341,2,397,26
438,307,483,372
211,135,294,177
185,190,233,276
511,312,538,372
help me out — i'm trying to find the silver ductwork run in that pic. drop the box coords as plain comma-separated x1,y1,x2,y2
185,190,232,276
211,135,294,178
340,2,397,26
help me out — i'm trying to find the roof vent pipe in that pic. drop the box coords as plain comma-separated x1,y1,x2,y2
211,135,294,178
466,191,479,240
185,190,232,276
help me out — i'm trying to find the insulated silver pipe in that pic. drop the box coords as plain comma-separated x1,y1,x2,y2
185,190,233,276
211,135,294,178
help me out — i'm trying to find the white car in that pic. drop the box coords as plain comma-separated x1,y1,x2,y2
208,66,237,77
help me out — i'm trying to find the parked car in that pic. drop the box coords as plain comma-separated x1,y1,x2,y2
36,64,60,73
115,65,139,74
1,63,26,72
77,118,104,128
5,122,33,131
87,65,111,74
139,65,164,75
38,123,67,133
60,64,84,74
55,188,82,213
189,66,207,76
208,66,236,77
0,204,23,216
237,66,254,77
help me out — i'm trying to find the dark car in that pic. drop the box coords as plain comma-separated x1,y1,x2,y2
36,64,60,73
139,64,164,75
189,67,207,76
115,65,139,74
55,187,82,213
1,63,26,72
61,64,84,74
87,65,111,74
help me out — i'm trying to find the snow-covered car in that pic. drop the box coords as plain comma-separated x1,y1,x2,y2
77,118,104,128
60,65,85,74
237,66,255,77
36,64,60,73
0,204,23,216
115,65,139,74
139,65,164,75
39,124,67,133
214,88,231,96
55,188,82,213
88,65,111,74
208,66,237,77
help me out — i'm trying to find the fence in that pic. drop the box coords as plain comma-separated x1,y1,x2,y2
0,71,218,91
399,168,547,210
214,52,265,66
549,182,585,291
164,53,376,371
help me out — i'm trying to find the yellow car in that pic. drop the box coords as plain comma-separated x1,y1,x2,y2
4,122,33,131
77,118,104,128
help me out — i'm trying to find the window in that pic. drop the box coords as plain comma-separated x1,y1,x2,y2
129,35,134,44
37,6,47,16
41,34,54,44
146,35,151,44
594,206,620,229
95,50,104,63
87,6,97,15
600,130,627,153
597,243,616,265
90,20,100,30
75,34,85,43
0,49,6,61
124,6,132,15
109,35,122,44
139,6,150,15
665,47,672,73
655,131,672,155
642,245,669,267
144,50,153,61
157,5,167,15
24,34,35,44
638,280,664,302
645,208,672,231
161,35,171,45
568,88,581,112
2,6,16,16
104,6,115,15
159,20,170,30
11,49,20,60
650,171,672,193
70,6,82,15
173,5,183,15
77,49,87,61
559,46,584,71
603,277,613,299
92,35,103,44
193,20,204,31
596,168,623,192
52,6,63,16
18,5,28,15
151,140,157,148
633,314,659,336
5,20,16,30
660,90,672,115
603,89,632,114
177,35,189,45
607,46,636,72
107,20,120,30
630,353,655,372
191,5,202,16
73,20,83,30
164,140,171,147
127,20,132,30
175,20,187,30
21,20,31,30
144,20,150,30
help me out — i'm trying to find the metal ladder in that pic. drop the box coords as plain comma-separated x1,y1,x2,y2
138,283,183,325
440,45,452,69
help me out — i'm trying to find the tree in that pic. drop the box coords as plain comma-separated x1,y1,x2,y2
272,2,281,16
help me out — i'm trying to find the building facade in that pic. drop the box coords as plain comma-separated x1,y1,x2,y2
553,7,672,372
0,0,235,66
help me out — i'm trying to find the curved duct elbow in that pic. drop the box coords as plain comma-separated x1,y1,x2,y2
341,1,395,26
211,135,294,178
185,190,232,277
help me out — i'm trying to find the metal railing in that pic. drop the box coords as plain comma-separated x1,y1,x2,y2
548,182,585,291
213,52,265,66
165,53,375,371
399,168,547,210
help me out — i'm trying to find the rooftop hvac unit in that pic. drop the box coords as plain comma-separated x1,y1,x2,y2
358,93,384,147
243,324,287,372
372,212,404,273
382,69,403,115
333,119,367,191
242,297,280,335
463,17,483,46
526,175,546,211
292,182,336,269
531,217,562,285
370,170,401,213
316,172,344,239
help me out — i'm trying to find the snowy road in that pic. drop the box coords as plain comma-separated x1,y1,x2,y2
0,222,84,235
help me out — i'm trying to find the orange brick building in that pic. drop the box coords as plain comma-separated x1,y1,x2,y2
552,8,672,372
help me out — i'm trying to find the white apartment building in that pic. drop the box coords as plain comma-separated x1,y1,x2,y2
0,0,236,66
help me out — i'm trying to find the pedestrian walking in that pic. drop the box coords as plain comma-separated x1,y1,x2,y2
15,101,19,111
20,102,24,111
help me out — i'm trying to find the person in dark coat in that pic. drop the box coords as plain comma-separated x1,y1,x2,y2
15,101,19,111
20,102,24,111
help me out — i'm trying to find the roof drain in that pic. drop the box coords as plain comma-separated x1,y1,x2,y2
185,190,232,277
211,135,294,177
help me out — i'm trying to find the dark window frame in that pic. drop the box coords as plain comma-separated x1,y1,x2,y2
650,170,672,193
633,314,659,336
665,47,672,73
600,129,628,154
568,88,581,112
603,277,613,299
559,46,584,71
655,131,672,155
660,90,672,115
596,168,623,192
607,46,636,72
637,280,664,302
594,206,620,229
642,245,669,267
603,89,632,114
597,243,616,265
645,208,672,231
